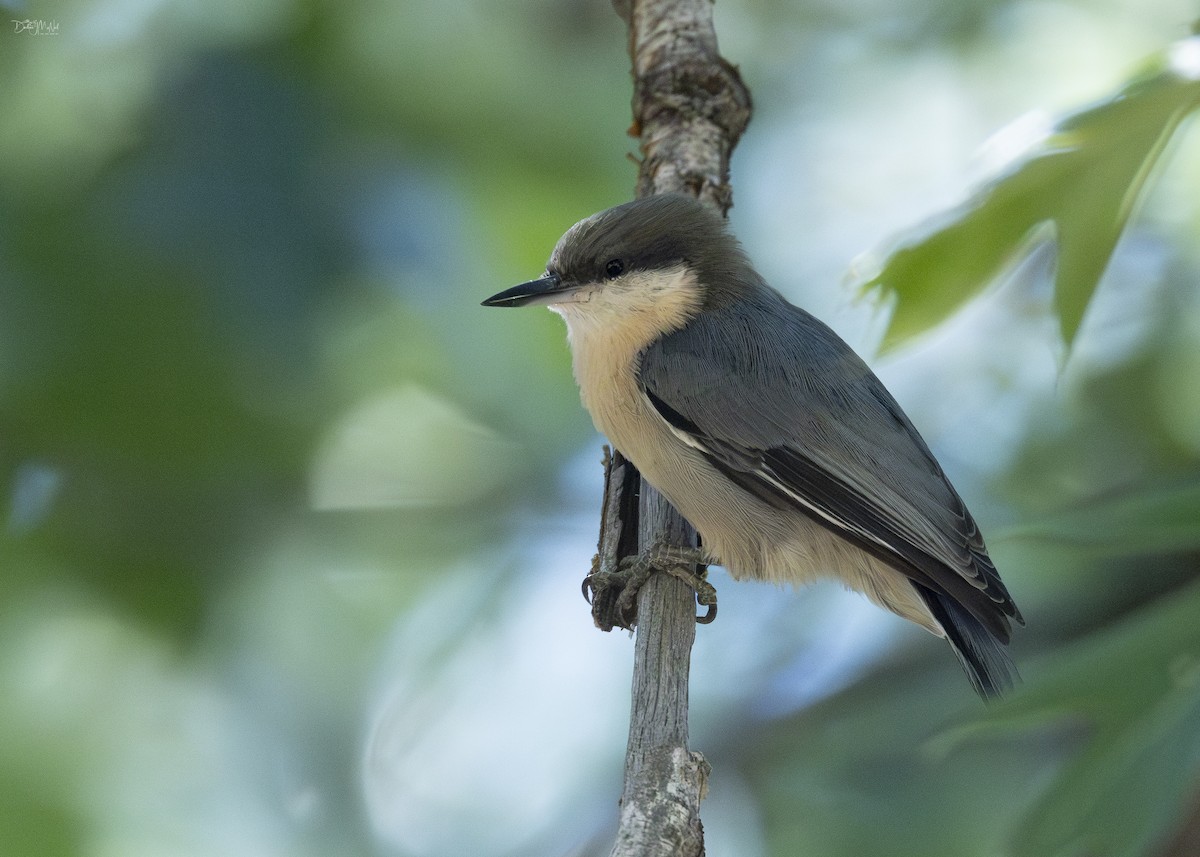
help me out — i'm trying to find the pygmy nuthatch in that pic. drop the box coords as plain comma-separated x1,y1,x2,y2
483,194,1022,698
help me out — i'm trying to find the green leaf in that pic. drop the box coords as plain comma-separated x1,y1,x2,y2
929,580,1200,857
1014,672,1200,857
860,37,1200,352
999,480,1200,558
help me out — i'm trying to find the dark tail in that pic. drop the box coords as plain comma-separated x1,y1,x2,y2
915,583,1019,700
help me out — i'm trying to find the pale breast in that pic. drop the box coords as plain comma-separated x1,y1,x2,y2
561,305,939,632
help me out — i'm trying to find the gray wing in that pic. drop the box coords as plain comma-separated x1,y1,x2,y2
638,290,1022,645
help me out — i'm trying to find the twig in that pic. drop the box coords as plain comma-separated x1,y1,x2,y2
599,1,751,854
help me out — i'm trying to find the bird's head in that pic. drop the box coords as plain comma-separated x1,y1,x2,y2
482,195,752,335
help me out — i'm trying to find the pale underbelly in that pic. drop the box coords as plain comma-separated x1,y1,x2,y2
605,416,940,635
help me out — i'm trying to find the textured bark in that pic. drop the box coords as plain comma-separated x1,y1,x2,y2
599,1,751,855
615,0,751,209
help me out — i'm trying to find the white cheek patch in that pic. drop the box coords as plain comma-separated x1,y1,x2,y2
597,265,699,317
550,265,703,349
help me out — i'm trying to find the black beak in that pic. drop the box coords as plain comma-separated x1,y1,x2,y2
481,273,571,307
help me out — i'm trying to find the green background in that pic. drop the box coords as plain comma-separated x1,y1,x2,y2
3,0,1200,855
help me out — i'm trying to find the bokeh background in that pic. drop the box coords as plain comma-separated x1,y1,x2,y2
3,0,1200,855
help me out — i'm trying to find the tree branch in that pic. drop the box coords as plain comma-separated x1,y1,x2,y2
620,0,751,208
598,2,751,854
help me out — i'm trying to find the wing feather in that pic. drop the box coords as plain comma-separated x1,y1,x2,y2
638,287,1022,641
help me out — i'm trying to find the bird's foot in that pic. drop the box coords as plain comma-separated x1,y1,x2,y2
583,543,716,631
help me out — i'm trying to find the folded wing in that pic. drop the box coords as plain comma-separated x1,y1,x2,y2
638,289,1022,695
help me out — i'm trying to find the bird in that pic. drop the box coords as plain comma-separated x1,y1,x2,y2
482,193,1022,698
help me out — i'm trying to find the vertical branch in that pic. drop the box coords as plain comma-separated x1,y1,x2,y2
620,0,752,208
610,487,708,856
600,2,751,855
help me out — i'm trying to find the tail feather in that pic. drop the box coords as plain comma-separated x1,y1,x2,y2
915,583,1018,699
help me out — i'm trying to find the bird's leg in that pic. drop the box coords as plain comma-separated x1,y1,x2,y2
584,542,717,630
644,544,718,624
583,551,646,633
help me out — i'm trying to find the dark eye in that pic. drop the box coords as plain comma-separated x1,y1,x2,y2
604,259,624,279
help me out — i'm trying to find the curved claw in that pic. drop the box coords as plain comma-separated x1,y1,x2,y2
581,576,594,604
696,602,717,624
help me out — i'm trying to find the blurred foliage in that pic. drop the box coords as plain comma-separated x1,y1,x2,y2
739,581,1200,857
860,36,1200,352
2,1,1200,856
